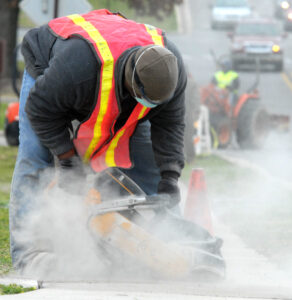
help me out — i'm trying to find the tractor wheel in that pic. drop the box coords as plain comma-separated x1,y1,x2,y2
236,100,270,149
4,119,19,146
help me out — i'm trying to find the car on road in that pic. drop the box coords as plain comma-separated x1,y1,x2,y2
228,18,286,71
274,0,292,19
211,0,252,30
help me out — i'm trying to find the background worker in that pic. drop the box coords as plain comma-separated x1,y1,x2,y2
212,58,240,108
9,9,187,273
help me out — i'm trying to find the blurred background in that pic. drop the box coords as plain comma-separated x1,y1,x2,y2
1,0,292,295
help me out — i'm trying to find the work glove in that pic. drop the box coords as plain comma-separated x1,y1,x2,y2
57,154,86,195
157,172,181,208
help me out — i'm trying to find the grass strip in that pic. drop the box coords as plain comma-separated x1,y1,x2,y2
0,103,8,131
0,208,12,275
0,284,36,295
0,146,18,274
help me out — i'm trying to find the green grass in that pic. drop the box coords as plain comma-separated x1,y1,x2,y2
0,103,8,131
0,284,35,295
0,146,18,275
18,10,36,28
0,209,11,274
183,154,255,197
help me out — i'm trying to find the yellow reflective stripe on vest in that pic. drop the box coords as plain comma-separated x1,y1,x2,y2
138,106,148,120
68,14,114,162
103,25,163,168
144,24,163,46
105,129,125,167
105,106,148,167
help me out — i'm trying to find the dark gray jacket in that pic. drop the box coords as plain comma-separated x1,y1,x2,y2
22,24,187,177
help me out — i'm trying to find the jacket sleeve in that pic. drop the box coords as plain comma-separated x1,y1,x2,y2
25,38,98,156
150,40,187,178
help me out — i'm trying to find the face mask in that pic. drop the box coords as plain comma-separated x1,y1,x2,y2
135,97,158,108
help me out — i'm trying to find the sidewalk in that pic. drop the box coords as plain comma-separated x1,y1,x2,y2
1,176,291,299
0,130,7,147
1,216,291,299
1,183,291,299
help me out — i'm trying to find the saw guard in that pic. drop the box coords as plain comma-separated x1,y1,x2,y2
86,168,226,280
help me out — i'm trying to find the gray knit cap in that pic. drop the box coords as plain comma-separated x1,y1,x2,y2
125,45,179,103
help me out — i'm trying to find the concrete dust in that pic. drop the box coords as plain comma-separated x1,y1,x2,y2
13,174,209,283
202,131,292,289
15,185,108,281
11,130,292,291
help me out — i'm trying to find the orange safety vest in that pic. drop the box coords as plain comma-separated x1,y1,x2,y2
48,9,165,172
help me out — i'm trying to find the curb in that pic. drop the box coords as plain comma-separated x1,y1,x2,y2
0,277,40,289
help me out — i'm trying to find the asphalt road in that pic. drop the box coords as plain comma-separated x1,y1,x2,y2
169,0,292,181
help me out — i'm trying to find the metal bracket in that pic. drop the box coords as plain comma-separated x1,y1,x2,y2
89,195,168,216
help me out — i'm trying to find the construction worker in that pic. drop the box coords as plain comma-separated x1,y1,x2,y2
9,9,187,273
212,58,240,107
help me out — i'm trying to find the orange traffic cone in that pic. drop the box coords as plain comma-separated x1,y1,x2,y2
184,168,214,235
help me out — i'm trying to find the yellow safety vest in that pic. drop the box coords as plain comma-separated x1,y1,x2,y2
215,71,238,89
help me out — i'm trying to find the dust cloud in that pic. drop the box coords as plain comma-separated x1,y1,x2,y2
13,167,226,284
198,130,292,288
12,130,292,289
12,171,203,283
13,177,109,281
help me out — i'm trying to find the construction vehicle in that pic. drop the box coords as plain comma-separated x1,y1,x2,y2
200,52,290,149
4,44,21,147
4,102,19,146
82,167,226,280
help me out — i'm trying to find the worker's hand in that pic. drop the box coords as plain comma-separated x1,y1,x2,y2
157,173,180,208
57,154,86,195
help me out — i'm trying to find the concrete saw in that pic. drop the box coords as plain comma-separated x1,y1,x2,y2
85,168,226,280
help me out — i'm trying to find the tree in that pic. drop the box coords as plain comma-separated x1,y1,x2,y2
0,0,20,82
125,0,183,20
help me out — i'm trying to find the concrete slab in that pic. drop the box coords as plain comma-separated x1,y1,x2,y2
1,178,291,299
1,215,291,299
1,280,292,300
0,287,272,300
0,130,8,147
